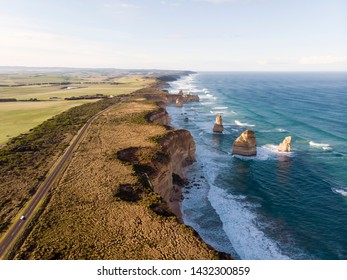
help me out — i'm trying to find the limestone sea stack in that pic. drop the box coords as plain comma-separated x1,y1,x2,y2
213,114,224,133
232,130,257,156
175,96,183,107
278,136,292,152
182,94,200,102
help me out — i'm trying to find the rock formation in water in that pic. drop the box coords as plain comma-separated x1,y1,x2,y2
178,89,184,95
213,114,224,133
232,130,257,156
182,94,199,102
278,136,291,152
176,96,183,107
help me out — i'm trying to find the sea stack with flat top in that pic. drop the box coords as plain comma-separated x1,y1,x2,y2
232,130,257,156
278,136,291,152
213,114,224,133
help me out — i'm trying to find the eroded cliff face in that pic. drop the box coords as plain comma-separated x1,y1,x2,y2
116,96,197,221
146,107,170,125
150,130,195,219
16,86,220,260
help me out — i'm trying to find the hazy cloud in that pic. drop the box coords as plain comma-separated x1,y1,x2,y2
103,1,140,14
256,57,294,65
299,55,347,65
195,0,255,3
103,2,139,9
163,33,187,40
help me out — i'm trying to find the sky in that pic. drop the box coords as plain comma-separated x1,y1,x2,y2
0,0,346,71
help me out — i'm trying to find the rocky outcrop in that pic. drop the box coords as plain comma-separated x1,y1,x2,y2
173,94,200,106
182,94,199,102
116,105,196,221
178,89,184,95
151,130,196,219
213,114,224,133
232,130,257,156
132,87,199,105
146,107,170,125
176,96,183,107
278,136,291,152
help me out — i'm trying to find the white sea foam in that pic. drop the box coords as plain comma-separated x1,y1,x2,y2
199,94,215,100
181,163,236,256
201,102,214,105
212,106,228,110
189,88,206,93
235,120,256,127
208,185,291,260
309,141,332,150
169,74,199,94
261,128,288,133
332,188,347,197
210,110,225,115
233,146,273,161
263,144,279,153
233,145,294,161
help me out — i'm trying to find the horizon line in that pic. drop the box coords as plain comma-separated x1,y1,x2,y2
1,66,346,73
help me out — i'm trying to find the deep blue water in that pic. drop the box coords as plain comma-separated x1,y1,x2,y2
167,72,347,260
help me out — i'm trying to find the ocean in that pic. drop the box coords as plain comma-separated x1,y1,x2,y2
166,72,347,260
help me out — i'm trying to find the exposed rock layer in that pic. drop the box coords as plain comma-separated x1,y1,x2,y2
182,94,199,102
213,114,224,133
232,129,257,156
146,107,170,125
176,96,183,107
278,136,291,152
152,130,196,219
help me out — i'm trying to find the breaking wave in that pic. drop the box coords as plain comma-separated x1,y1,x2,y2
235,120,256,127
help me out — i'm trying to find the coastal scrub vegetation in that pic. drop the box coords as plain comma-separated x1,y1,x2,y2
0,96,124,236
13,88,219,260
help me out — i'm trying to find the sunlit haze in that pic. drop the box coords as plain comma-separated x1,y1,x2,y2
1,0,346,71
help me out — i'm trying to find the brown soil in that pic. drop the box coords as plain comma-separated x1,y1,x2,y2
14,89,219,260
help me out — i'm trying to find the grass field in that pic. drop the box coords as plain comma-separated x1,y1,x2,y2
0,75,153,146
0,76,152,100
0,74,71,86
0,100,96,146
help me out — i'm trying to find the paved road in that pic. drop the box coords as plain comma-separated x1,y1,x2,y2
0,98,125,258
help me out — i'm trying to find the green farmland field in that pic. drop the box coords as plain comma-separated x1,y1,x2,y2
0,100,97,146
0,75,153,146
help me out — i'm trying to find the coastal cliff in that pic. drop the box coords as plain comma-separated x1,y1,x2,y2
151,129,196,219
117,90,198,220
14,84,220,260
146,107,170,125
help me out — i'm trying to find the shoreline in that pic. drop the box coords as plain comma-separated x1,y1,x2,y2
117,82,233,259
1,72,231,259
9,77,225,259
153,76,233,259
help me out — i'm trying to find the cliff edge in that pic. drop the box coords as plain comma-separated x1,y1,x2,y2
14,86,220,260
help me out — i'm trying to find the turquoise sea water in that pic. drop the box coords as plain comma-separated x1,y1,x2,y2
167,72,347,260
